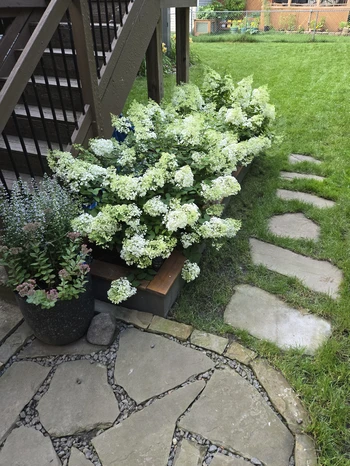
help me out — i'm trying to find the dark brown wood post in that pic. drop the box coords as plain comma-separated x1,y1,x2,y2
69,0,104,137
146,16,164,103
175,7,189,84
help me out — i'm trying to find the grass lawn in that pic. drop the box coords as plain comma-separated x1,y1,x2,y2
126,39,350,465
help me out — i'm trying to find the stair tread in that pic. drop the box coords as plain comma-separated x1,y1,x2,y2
15,104,80,123
0,135,60,155
16,47,106,57
32,75,79,87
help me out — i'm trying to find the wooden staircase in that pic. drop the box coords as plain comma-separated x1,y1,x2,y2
0,0,163,190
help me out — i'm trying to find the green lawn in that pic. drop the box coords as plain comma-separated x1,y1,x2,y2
126,40,350,465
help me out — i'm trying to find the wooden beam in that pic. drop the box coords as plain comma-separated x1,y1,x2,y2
175,7,189,84
146,17,164,104
0,0,72,133
69,0,104,137
0,0,47,7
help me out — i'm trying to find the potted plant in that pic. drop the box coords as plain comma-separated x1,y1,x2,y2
0,176,94,345
230,20,241,33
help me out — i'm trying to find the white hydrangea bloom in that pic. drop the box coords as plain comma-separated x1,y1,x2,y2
108,277,137,304
164,202,200,232
174,165,194,188
120,234,177,268
181,260,200,282
201,176,241,202
225,106,248,128
143,196,168,217
89,138,114,157
103,168,140,200
47,151,107,192
198,217,241,239
180,232,200,249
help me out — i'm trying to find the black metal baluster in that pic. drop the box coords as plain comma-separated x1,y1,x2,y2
124,0,129,15
96,0,107,66
40,57,64,150
48,41,72,144
10,112,35,178
21,93,45,173
87,0,101,78
103,0,112,51
2,132,19,178
65,11,85,112
0,169,9,194
30,75,53,151
57,25,79,129
111,0,118,39
118,1,124,26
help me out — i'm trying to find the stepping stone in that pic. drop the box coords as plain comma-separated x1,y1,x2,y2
211,454,250,466
149,315,193,341
0,426,60,466
92,380,205,466
224,342,256,366
277,189,335,208
95,300,153,329
69,447,94,466
178,369,294,466
0,361,50,443
114,328,213,404
0,297,23,343
190,329,228,354
295,434,318,466
251,358,310,433
268,213,320,240
37,360,119,436
280,171,325,182
86,313,117,346
224,285,332,354
18,336,105,359
289,154,321,165
173,439,205,465
250,238,342,298
0,322,33,366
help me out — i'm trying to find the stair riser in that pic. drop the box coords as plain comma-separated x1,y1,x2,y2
0,148,49,177
5,116,75,146
23,83,84,113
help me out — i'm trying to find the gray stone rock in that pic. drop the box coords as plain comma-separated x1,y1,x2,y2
280,171,325,182
95,300,152,329
0,362,50,443
37,360,119,436
0,297,22,343
87,313,117,346
115,328,213,403
173,439,206,466
178,369,294,466
224,342,256,365
149,315,193,341
250,238,342,298
251,358,310,433
211,453,250,466
69,447,93,466
0,322,33,366
289,154,322,165
18,337,105,358
224,285,332,354
190,330,228,354
268,213,320,240
0,426,60,466
295,434,318,466
276,189,335,208
92,380,205,466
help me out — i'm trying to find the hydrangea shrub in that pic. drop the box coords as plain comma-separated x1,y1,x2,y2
48,70,275,304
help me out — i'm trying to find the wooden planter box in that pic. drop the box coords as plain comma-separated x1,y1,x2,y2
91,164,251,317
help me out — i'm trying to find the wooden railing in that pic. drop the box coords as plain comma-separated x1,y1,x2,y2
0,0,163,191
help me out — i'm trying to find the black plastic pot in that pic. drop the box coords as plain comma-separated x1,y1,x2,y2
15,278,95,346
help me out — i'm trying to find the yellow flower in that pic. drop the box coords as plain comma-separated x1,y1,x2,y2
162,42,167,53
189,37,193,43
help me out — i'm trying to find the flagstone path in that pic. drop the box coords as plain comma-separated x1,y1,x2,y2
225,153,340,354
0,300,316,466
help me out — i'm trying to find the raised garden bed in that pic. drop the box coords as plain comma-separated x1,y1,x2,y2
91,164,250,317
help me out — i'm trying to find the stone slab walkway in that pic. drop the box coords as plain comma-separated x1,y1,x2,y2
277,189,335,209
250,238,342,298
280,171,325,182
268,213,320,240
225,285,332,355
0,312,315,466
